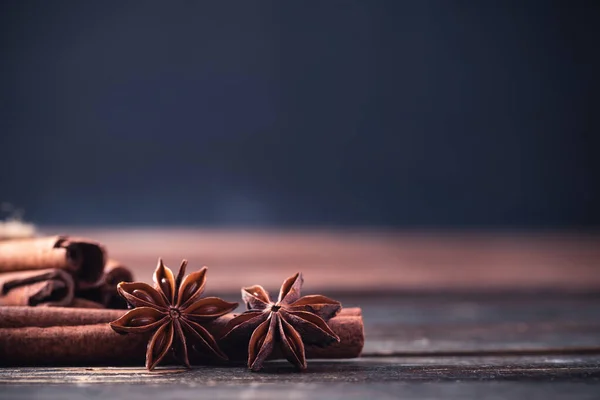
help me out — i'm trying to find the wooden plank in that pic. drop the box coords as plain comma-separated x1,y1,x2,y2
42,228,600,292
1,355,599,384
1,265,600,398
1,354,599,400
349,293,600,355
2,381,600,400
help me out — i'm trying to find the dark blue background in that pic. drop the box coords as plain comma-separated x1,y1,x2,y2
1,1,599,227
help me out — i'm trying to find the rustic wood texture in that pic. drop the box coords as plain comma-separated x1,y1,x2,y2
2,229,600,398
352,292,600,355
39,228,600,292
1,291,600,398
2,380,599,400
1,354,599,384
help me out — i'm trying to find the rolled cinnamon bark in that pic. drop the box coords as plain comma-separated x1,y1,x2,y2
70,298,106,309
0,306,360,328
104,259,134,285
211,314,364,362
0,307,363,366
0,236,106,283
302,314,364,359
209,312,364,361
77,260,133,308
0,324,149,366
0,306,126,328
0,269,74,306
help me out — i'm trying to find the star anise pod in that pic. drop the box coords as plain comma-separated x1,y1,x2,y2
109,258,238,370
221,272,341,371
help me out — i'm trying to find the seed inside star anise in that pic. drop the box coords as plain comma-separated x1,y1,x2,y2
110,258,238,370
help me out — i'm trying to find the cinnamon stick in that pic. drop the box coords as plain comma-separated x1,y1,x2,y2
77,259,133,308
0,236,106,283
0,307,363,366
0,324,149,366
209,312,364,362
0,306,126,328
0,269,74,306
104,259,134,285
0,306,360,328
70,298,106,308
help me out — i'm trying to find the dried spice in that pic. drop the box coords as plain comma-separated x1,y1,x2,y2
109,259,237,370
0,307,364,366
77,259,133,309
0,236,106,283
221,272,341,371
0,268,75,307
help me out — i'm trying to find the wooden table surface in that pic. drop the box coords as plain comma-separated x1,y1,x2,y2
42,228,600,292
1,229,600,398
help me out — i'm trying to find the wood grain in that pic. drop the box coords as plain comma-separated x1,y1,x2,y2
39,228,600,292
1,355,600,384
350,293,600,355
2,230,600,398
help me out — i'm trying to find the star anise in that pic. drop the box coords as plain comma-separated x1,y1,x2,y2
221,272,341,371
109,258,238,370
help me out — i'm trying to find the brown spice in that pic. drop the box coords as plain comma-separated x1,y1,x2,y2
109,259,238,370
220,272,342,371
0,236,106,283
77,259,133,308
0,269,75,306
0,307,362,366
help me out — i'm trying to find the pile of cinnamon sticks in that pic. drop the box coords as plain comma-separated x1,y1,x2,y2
0,236,132,308
0,306,364,366
0,235,364,367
